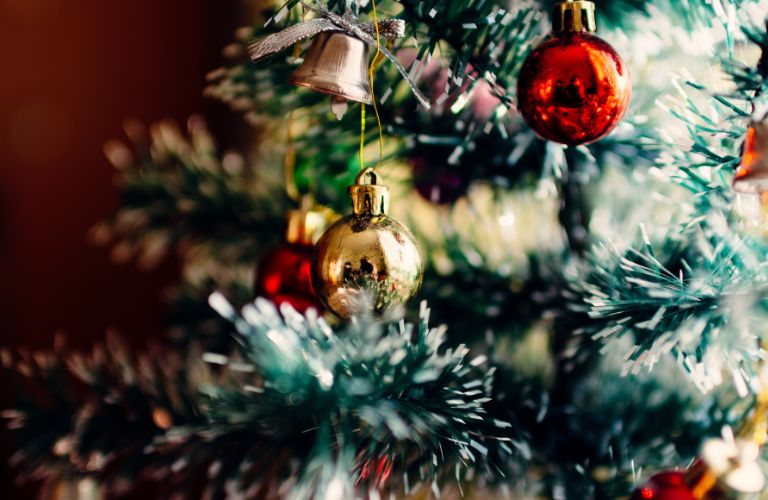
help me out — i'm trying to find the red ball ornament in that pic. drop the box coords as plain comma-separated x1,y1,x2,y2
517,1,631,146
256,242,318,313
631,472,696,500
255,202,331,313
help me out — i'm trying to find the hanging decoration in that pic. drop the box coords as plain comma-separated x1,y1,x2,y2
247,4,430,108
733,112,768,194
631,385,768,500
630,436,763,499
255,196,332,313
255,107,335,314
311,169,423,319
731,110,768,230
516,0,631,145
309,0,423,320
289,31,373,104
630,471,697,500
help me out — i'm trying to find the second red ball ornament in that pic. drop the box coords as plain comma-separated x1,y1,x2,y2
517,0,631,146
630,471,697,500
255,199,332,313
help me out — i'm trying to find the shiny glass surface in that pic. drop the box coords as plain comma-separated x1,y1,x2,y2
312,213,422,319
256,243,320,313
517,32,631,145
631,472,696,500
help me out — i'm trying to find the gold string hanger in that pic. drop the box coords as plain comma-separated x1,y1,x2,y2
554,0,597,33
359,0,385,172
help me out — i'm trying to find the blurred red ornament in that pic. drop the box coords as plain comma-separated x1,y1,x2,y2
517,1,630,146
631,472,696,500
255,199,333,313
734,120,768,193
358,455,393,488
256,243,319,313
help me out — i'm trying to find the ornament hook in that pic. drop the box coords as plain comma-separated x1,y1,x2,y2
354,167,379,186
349,168,388,215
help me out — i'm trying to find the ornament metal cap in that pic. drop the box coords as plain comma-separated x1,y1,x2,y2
348,168,389,216
734,122,768,194
553,0,597,33
289,32,373,104
285,196,332,245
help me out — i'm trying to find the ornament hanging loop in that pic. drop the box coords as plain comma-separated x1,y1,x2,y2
349,168,389,216
354,167,379,185
553,0,597,33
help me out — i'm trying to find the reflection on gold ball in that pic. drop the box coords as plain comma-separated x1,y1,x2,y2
312,212,422,319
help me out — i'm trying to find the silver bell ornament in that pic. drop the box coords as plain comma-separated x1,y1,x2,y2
288,32,372,104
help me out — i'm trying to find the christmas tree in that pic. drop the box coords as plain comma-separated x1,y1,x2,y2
7,0,768,498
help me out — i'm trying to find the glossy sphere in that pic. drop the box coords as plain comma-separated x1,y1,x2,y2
255,243,320,313
517,32,631,145
312,213,422,319
631,472,696,500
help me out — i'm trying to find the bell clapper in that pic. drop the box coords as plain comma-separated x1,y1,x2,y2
331,96,348,120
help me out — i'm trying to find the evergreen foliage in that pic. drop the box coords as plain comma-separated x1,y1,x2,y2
6,0,768,497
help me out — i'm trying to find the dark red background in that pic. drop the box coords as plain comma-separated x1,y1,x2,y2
0,0,248,496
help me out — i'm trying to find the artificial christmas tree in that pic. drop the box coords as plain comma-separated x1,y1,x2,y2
7,0,768,498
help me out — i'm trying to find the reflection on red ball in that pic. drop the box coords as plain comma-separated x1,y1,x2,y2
517,32,631,146
631,471,696,500
255,243,320,313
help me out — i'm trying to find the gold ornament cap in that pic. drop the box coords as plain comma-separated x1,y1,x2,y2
348,168,390,216
553,0,597,33
286,196,332,245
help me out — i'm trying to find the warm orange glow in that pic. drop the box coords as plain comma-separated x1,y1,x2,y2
737,126,758,179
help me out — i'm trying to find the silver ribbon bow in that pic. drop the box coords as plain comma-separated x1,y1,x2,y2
248,3,430,109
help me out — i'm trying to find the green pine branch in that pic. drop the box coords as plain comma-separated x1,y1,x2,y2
96,117,288,267
3,300,516,498
568,219,768,383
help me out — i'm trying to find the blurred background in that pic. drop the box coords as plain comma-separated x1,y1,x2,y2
0,0,250,495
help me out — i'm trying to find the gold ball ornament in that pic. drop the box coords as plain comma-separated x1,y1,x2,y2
312,169,423,319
